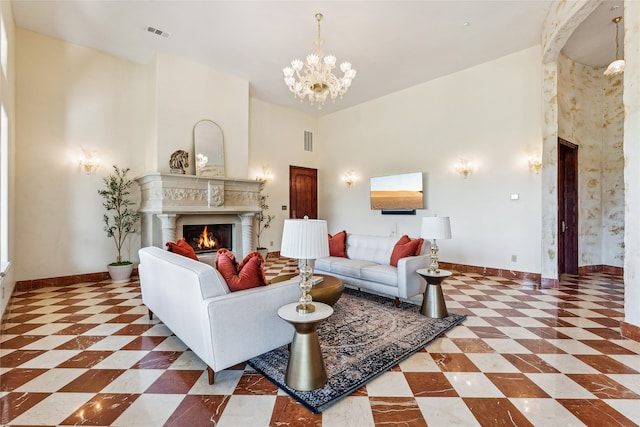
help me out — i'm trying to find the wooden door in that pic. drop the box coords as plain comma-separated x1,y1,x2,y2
558,138,579,275
289,166,318,219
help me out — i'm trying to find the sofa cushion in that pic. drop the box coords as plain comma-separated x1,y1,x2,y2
361,264,399,286
215,249,268,292
328,231,348,257
390,235,424,266
166,239,198,260
346,234,400,265
330,258,378,278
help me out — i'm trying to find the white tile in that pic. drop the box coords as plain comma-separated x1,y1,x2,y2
366,371,413,396
87,335,136,351
510,398,586,426
399,352,441,372
100,369,165,393
216,395,277,427
495,327,541,340
425,338,462,353
416,397,481,427
82,323,126,336
525,373,596,399
516,309,555,318
483,338,532,354
9,392,94,425
604,399,640,423
609,355,640,372
19,350,81,369
170,351,207,370
611,339,640,354
441,326,478,339
24,314,70,324
142,324,173,336
24,323,73,335
189,369,243,395
22,335,74,350
77,313,120,324
537,354,599,374
545,339,602,355
15,368,87,392
443,372,504,397
459,317,492,327
322,396,376,427
112,393,184,426
607,374,640,394
553,327,606,340
74,305,110,314
508,317,548,327
466,353,520,373
468,308,502,317
560,317,608,328
92,350,148,369
154,336,188,351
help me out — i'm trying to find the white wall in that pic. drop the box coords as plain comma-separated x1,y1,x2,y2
249,98,318,252
15,29,148,280
318,47,543,274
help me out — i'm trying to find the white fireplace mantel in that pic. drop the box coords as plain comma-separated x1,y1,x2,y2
135,173,263,257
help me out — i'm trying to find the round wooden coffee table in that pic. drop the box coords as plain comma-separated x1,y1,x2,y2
270,273,344,306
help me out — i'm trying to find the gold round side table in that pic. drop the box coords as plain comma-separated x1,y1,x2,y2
278,302,333,391
416,268,452,318
271,273,344,306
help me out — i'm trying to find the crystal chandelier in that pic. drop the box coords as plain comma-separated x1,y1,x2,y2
283,13,357,109
604,16,624,76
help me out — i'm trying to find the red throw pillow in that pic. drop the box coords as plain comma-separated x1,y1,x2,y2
390,235,424,267
215,249,268,292
166,239,198,260
328,231,348,258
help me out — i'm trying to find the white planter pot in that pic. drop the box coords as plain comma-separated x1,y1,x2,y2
107,263,134,283
257,248,269,259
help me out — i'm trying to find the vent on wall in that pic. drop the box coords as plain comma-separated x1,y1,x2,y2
146,26,171,38
304,131,313,152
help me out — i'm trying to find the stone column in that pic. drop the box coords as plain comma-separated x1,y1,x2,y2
157,214,178,245
239,213,256,258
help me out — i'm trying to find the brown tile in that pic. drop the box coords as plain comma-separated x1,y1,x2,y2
515,339,566,354
0,392,51,423
464,398,533,426
0,335,45,349
465,327,510,339
54,336,105,350
232,371,280,395
269,395,322,425
404,372,458,397
579,339,636,354
568,374,640,399
53,323,100,335
112,324,156,335
2,323,44,335
3,313,46,323
0,368,47,391
121,336,167,351
574,355,640,374
131,351,181,369
56,350,114,368
583,326,624,338
60,393,140,426
370,397,426,426
483,317,520,327
59,369,126,392
450,338,496,353
0,350,47,368
485,373,550,398
430,353,480,372
165,394,232,426
145,370,202,394
501,354,560,373
558,399,635,426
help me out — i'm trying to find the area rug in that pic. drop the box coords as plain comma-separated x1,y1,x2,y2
247,288,466,413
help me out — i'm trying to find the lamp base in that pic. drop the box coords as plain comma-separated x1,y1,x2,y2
296,303,316,314
428,239,440,274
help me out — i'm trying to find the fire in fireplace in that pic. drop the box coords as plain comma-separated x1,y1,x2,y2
183,224,233,253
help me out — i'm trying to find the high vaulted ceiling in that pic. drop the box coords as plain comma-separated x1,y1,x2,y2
11,1,624,116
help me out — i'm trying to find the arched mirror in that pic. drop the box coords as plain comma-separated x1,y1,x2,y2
194,119,225,177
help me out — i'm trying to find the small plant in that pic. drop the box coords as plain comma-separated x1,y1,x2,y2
98,165,140,265
255,185,275,250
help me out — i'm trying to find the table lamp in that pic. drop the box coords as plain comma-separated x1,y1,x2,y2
280,217,330,314
420,216,452,273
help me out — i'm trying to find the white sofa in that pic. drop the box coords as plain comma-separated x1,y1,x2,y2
138,246,301,384
314,233,429,304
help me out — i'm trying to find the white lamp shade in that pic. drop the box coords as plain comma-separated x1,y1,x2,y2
280,218,330,259
420,216,452,240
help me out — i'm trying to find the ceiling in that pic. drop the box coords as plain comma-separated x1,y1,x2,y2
11,0,625,117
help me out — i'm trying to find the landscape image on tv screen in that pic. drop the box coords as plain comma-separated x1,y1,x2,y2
370,172,423,210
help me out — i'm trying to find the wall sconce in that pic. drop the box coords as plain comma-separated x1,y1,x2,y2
455,159,473,178
80,150,100,175
342,171,357,188
256,167,273,183
528,157,542,174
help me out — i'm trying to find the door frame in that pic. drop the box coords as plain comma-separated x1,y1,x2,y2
558,138,579,275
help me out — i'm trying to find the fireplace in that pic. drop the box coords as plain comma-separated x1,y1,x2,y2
183,224,233,254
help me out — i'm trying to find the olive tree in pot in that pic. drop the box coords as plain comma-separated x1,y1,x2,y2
98,165,140,283
255,185,275,259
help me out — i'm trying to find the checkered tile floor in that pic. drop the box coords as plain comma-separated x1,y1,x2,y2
1,257,639,426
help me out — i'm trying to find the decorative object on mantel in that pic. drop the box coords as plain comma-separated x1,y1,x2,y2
420,216,452,274
255,182,275,258
283,13,357,109
169,150,189,174
604,16,624,76
98,165,140,283
194,119,225,177
280,216,330,314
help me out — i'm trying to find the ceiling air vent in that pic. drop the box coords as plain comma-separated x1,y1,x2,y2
304,131,313,152
146,26,171,39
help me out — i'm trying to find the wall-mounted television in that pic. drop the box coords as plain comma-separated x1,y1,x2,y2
370,172,423,214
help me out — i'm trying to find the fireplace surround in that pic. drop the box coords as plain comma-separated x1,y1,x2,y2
135,173,262,257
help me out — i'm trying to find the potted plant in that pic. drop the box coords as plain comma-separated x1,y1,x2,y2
98,165,140,283
255,185,275,258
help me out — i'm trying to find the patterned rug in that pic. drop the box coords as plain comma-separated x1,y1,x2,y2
248,288,466,413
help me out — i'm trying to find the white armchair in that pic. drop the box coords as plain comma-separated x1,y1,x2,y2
138,246,300,384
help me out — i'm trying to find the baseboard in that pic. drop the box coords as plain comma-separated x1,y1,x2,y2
621,321,640,343
578,264,624,275
15,268,139,292
437,262,541,284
